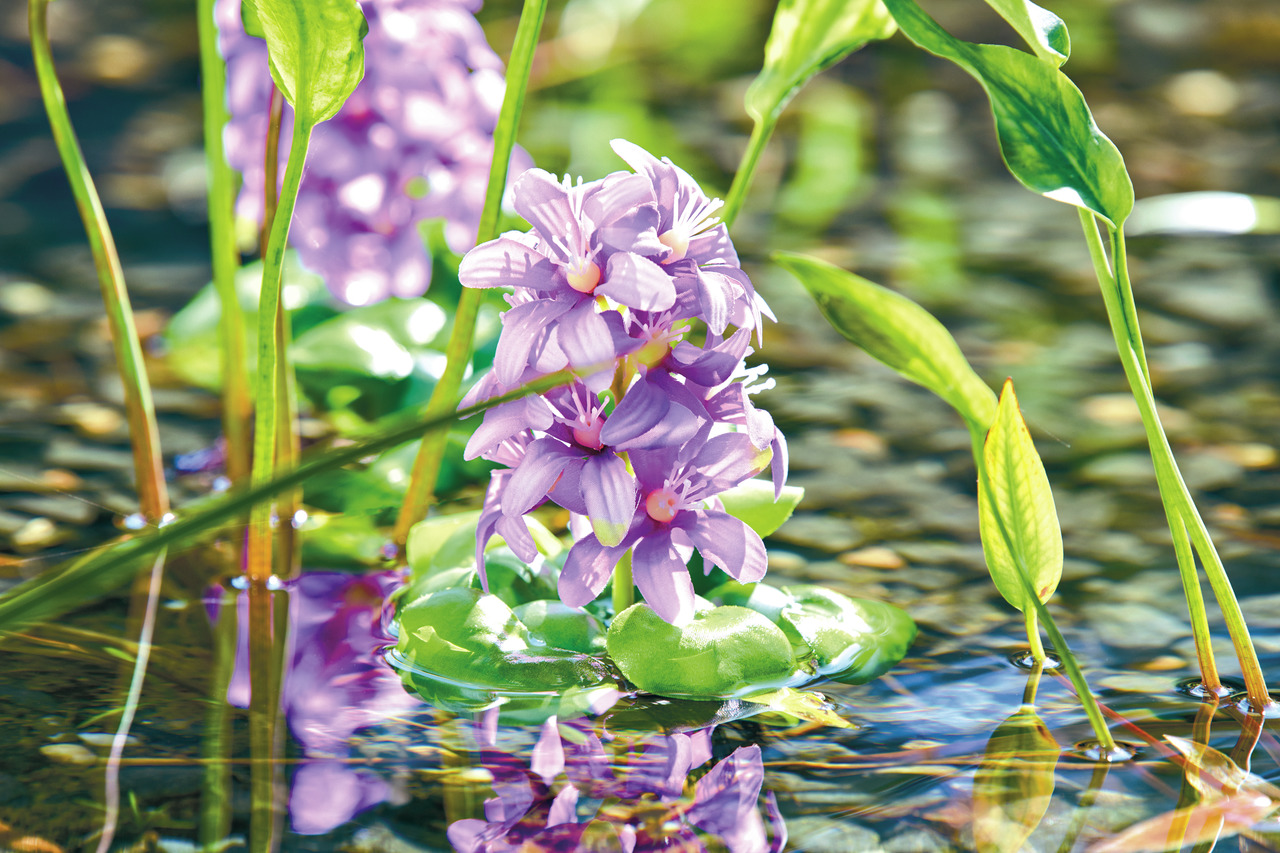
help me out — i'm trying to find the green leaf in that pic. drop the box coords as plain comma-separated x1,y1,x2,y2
745,0,896,124
606,604,798,699
882,0,1132,227
978,379,1063,612
717,479,805,537
774,252,997,429
973,707,1059,853
242,0,368,126
779,586,916,684
743,687,854,729
514,600,607,654
983,0,1069,66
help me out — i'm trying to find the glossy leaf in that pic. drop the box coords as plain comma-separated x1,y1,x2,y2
744,687,853,729
718,479,805,537
606,604,798,699
514,600,607,654
984,0,1069,66
779,585,917,684
242,0,368,126
774,252,997,429
973,707,1059,853
882,0,1132,227
1165,735,1280,802
745,0,895,124
978,380,1063,612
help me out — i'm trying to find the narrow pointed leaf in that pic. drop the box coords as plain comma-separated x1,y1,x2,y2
883,0,1131,227
745,0,896,124
775,252,997,429
984,0,1069,66
242,0,368,126
973,707,1059,853
978,380,1063,612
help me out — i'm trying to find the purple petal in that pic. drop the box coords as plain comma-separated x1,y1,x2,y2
687,222,739,267
770,430,789,499
460,234,559,291
632,532,696,626
494,297,574,385
598,377,670,448
548,457,588,515
559,535,631,608
547,783,580,828
532,716,565,785
463,397,551,461
679,510,766,583
596,205,665,256
582,171,654,226
690,432,771,499
687,746,768,849
512,170,583,258
555,303,617,389
503,438,578,517
597,253,676,312
581,452,638,547
495,514,538,564
694,265,732,335
627,443,682,494
612,400,703,451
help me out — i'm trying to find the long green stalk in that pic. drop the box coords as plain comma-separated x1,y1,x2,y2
721,115,776,230
29,0,168,522
392,0,550,549
197,0,252,486
247,121,314,584
1078,210,1272,713
199,588,236,852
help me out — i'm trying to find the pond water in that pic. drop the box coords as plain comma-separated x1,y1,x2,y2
3,0,1280,851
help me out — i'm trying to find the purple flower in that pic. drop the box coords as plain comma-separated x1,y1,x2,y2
559,429,772,626
216,0,524,304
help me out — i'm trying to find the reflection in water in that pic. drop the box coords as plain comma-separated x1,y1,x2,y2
450,713,785,852
220,571,421,834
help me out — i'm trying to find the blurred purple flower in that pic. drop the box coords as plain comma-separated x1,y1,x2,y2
216,0,526,304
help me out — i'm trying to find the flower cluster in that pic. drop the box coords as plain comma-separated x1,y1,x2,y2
216,0,523,305
460,140,787,625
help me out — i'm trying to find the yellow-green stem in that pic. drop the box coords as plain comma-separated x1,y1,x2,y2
392,0,549,548
612,549,634,615
247,584,285,853
199,587,236,852
1023,608,1045,662
722,116,777,230
198,0,251,486
30,0,168,522
1021,660,1044,707
247,121,314,585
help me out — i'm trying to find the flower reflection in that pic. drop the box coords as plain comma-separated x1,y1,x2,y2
222,571,420,834
449,714,785,852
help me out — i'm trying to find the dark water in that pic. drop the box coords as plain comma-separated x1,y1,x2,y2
4,0,1280,850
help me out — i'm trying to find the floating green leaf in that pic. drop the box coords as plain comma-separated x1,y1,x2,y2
983,0,1069,66
882,0,1131,227
745,0,896,124
743,687,854,729
978,379,1063,612
779,585,917,684
718,479,805,538
242,0,368,126
774,252,996,429
606,604,798,699
514,600,607,655
973,707,1059,853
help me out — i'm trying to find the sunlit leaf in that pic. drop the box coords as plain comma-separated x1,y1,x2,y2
514,600,607,655
606,603,798,699
774,252,997,429
779,586,917,684
1164,736,1280,802
882,0,1132,227
743,687,854,729
973,707,1059,853
1088,793,1276,853
242,0,368,126
983,0,1069,66
718,479,805,538
745,0,896,124
978,379,1063,612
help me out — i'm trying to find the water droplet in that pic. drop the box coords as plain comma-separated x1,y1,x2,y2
212,475,232,493
1175,676,1244,701
229,576,248,590
1008,650,1062,670
1231,694,1280,718
158,512,177,527
1071,740,1141,763
291,509,309,529
120,512,147,531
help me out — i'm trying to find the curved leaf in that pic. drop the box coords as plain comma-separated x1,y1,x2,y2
978,379,1063,612
883,0,1131,227
984,0,1069,66
774,252,997,429
718,479,805,538
780,585,917,684
242,0,368,126
973,708,1059,853
745,0,896,124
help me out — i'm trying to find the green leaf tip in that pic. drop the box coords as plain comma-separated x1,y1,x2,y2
983,0,1070,66
242,0,369,126
746,0,896,124
883,0,1131,227
978,379,1063,612
774,251,996,429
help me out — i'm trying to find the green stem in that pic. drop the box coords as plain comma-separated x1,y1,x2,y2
722,115,776,230
1023,608,1045,661
1169,510,1220,692
247,584,285,853
247,120,314,584
392,0,549,549
199,587,236,852
1080,210,1271,713
198,0,252,487
30,0,168,522
612,549,634,615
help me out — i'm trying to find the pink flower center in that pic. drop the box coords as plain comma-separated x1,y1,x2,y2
658,229,689,264
566,259,601,294
572,414,605,450
645,487,679,523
